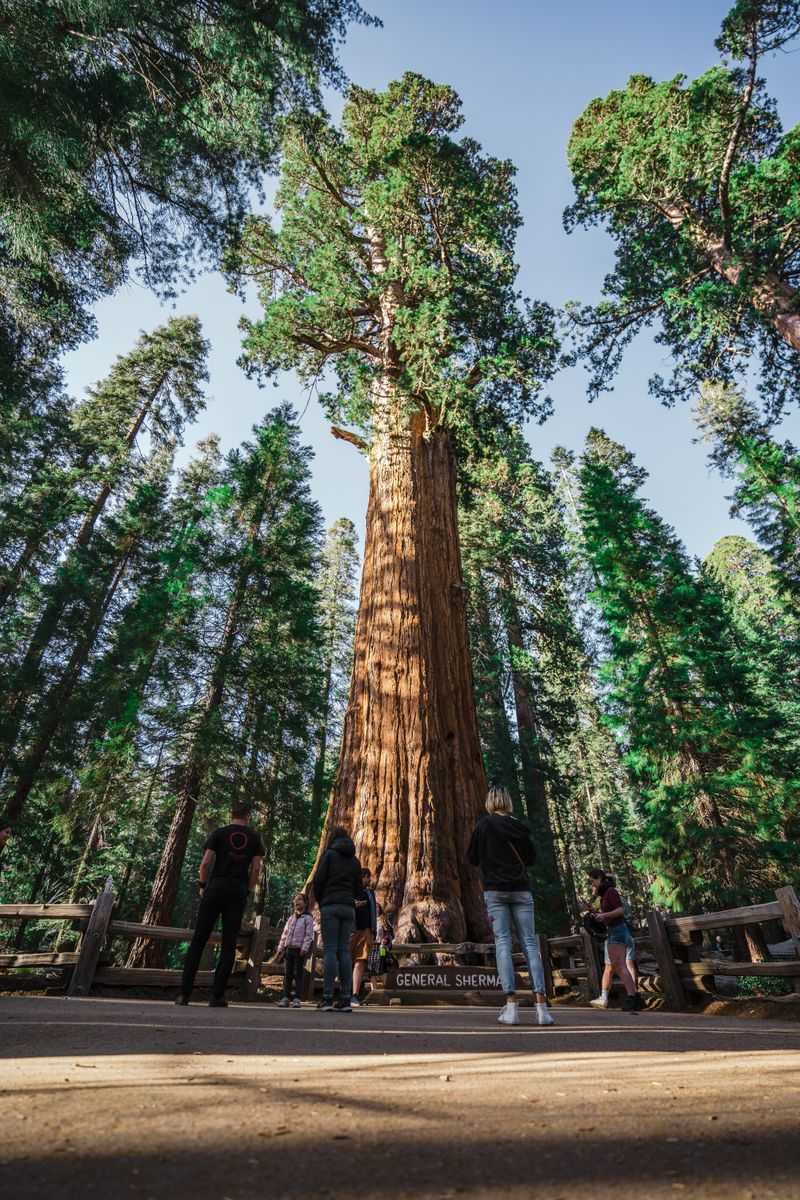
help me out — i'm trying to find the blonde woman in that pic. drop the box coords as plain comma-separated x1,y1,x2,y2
467,785,554,1027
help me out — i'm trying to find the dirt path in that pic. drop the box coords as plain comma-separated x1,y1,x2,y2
2,996,799,1199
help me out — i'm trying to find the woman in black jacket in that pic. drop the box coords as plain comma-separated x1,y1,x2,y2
467,786,554,1027
312,826,363,1012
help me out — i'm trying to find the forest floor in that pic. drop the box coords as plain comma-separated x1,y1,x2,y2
1,995,799,1200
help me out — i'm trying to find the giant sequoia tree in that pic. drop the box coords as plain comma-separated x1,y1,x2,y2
566,1,800,413
232,74,559,940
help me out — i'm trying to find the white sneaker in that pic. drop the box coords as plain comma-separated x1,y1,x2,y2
351,997,361,1008
589,996,608,1009
497,1000,520,1025
536,1004,555,1026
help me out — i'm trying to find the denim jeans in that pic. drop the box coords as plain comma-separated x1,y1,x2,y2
320,903,355,1002
485,889,546,996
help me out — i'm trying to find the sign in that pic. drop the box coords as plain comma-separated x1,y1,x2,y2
386,965,512,991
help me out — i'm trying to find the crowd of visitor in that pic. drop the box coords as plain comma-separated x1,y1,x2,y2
174,789,643,1019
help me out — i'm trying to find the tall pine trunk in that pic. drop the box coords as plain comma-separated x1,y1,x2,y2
503,596,565,929
321,420,487,943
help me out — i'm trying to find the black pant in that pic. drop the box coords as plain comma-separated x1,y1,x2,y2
181,879,247,999
282,947,306,998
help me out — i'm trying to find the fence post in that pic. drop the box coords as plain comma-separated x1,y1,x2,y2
540,934,554,1000
580,929,602,999
775,886,800,993
647,908,686,1011
243,914,270,1001
67,877,114,998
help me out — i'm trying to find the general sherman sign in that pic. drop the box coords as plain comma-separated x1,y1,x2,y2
386,966,512,991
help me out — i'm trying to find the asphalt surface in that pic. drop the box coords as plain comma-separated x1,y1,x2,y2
1,995,799,1199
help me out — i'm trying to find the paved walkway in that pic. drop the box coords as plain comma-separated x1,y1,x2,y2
1,996,799,1199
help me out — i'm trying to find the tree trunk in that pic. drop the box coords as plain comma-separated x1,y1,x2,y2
662,202,800,353
128,499,266,965
4,543,135,823
503,596,565,930
0,385,165,771
319,421,487,943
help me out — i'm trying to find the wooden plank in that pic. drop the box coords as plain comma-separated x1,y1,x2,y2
665,901,782,935
0,903,93,921
93,966,244,988
0,971,70,991
107,919,257,947
539,933,554,1000
580,929,602,997
680,959,800,978
647,908,687,1011
243,914,270,1001
547,934,584,950
0,952,79,968
68,878,115,998
390,941,494,956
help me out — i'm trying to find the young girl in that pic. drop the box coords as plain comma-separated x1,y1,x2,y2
276,893,315,1008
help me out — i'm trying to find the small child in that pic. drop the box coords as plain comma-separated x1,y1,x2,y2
276,893,314,1008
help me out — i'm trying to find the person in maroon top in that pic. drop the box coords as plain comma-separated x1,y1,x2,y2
585,868,643,1012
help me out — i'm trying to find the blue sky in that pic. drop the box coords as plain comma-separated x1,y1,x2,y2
62,0,800,559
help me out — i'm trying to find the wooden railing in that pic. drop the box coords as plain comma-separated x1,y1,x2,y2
2,881,798,1010
0,878,278,1000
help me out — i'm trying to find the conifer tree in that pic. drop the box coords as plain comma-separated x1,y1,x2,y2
565,2,800,413
310,519,359,836
578,428,797,908
231,73,559,940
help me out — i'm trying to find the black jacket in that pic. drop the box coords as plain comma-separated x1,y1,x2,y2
466,813,536,892
312,834,363,908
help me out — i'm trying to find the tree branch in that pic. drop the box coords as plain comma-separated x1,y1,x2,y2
330,425,368,452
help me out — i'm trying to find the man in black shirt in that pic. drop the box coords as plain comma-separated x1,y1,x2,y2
176,803,265,1007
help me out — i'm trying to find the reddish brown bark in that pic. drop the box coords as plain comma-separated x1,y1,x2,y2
662,202,800,353
321,420,487,943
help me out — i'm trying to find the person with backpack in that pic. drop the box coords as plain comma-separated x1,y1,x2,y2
583,868,643,1012
175,801,265,1008
466,785,554,1027
312,825,363,1012
276,893,315,1007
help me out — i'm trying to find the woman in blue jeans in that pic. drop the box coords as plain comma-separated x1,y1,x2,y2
467,785,554,1027
311,825,363,1012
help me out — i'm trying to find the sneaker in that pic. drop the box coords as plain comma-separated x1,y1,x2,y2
536,1004,555,1027
350,997,361,1008
622,994,639,1013
291,998,302,1009
208,996,228,1008
174,994,190,1006
497,1000,520,1026
589,996,609,1009
336,1001,353,1013
320,1000,335,1012
277,996,290,1008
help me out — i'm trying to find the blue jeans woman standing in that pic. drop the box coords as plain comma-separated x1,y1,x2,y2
467,786,555,1027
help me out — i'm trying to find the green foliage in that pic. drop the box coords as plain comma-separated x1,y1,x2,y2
565,5,800,414
230,72,559,448
0,0,375,355
577,429,799,908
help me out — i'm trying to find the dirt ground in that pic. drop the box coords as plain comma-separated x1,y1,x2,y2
1,994,799,1200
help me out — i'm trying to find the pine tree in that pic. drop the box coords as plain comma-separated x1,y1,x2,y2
0,318,208,792
231,74,559,941
565,2,800,413
310,519,359,837
578,428,797,908
130,405,324,959
0,0,375,358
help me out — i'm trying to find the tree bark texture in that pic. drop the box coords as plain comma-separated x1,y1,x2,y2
662,202,800,353
322,422,487,943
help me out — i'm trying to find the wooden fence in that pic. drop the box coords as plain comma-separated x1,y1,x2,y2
1,879,798,1009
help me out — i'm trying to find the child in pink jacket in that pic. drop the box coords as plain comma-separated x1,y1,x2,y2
277,893,315,1007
